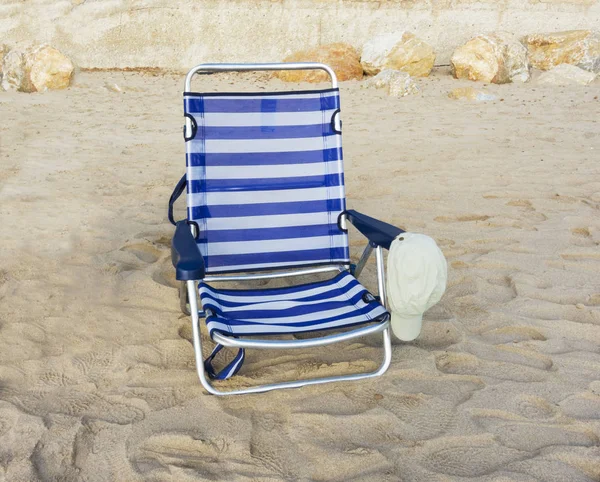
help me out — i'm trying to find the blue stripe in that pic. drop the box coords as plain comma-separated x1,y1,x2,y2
190,199,343,218
186,95,339,113
201,271,350,297
201,124,336,140
189,173,343,193
198,224,345,243
225,303,383,325
186,148,342,167
205,247,349,268
207,317,385,337
205,305,386,334
201,282,366,310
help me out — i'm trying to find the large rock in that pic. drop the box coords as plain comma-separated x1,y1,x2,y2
1,44,74,92
361,32,435,77
522,30,600,73
448,87,497,102
537,64,597,85
362,69,420,97
451,32,530,83
275,43,362,83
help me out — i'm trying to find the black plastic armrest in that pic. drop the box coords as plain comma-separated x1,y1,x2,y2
345,209,405,250
171,220,205,280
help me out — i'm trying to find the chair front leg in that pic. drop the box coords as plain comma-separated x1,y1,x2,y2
375,246,388,307
186,279,393,396
187,280,224,395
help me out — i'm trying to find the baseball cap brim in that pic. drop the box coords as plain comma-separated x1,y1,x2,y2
390,312,423,341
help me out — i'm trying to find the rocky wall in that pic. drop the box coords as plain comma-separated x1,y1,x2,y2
0,0,599,70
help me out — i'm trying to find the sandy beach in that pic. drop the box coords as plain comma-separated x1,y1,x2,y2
0,69,599,481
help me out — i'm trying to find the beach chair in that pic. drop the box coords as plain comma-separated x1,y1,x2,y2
169,63,404,395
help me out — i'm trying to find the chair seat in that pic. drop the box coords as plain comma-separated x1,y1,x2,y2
199,271,389,338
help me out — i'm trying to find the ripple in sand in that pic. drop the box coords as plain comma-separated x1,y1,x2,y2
420,435,531,477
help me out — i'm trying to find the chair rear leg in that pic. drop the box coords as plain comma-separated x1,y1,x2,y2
179,281,191,315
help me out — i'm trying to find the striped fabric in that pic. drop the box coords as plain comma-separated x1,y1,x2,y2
184,88,349,274
199,271,389,337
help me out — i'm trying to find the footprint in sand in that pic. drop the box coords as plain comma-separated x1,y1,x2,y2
515,394,559,419
419,435,532,477
507,457,598,482
38,371,79,387
377,391,458,441
559,392,600,420
101,239,163,275
119,243,161,263
113,236,184,292
0,408,17,438
387,373,484,405
570,227,595,247
461,341,554,371
434,214,490,223
8,388,145,425
73,350,114,382
435,352,548,382
470,405,599,451
151,259,178,288
481,325,547,344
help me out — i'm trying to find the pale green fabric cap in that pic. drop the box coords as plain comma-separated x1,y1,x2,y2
386,233,448,341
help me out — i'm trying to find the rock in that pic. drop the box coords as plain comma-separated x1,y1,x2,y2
275,43,362,83
362,69,420,97
0,44,8,86
104,82,123,93
1,44,74,92
25,45,74,91
361,32,435,77
522,30,600,73
1,50,26,91
451,32,530,83
537,64,597,85
448,87,497,102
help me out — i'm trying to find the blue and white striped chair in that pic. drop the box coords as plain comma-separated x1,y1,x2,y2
170,63,405,395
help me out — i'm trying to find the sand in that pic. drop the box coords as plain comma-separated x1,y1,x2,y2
0,69,599,481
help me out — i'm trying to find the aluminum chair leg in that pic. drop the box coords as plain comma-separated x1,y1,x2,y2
179,281,191,315
353,242,374,279
186,280,392,396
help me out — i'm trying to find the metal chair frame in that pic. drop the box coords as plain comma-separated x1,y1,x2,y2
180,63,393,395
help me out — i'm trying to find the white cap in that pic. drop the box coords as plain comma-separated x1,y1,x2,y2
386,233,447,341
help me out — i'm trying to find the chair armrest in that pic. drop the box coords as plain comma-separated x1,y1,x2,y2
345,209,405,250
171,220,205,280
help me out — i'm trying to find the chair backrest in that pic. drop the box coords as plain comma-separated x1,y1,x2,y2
183,87,349,274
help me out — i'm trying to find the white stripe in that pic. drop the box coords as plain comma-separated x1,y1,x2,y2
206,258,348,273
201,109,337,127
225,358,242,378
206,309,386,335
204,212,334,230
200,274,357,304
189,161,342,180
193,137,329,154
206,235,347,256
203,284,365,314
188,187,342,207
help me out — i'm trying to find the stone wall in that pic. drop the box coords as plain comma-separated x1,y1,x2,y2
1,0,599,70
